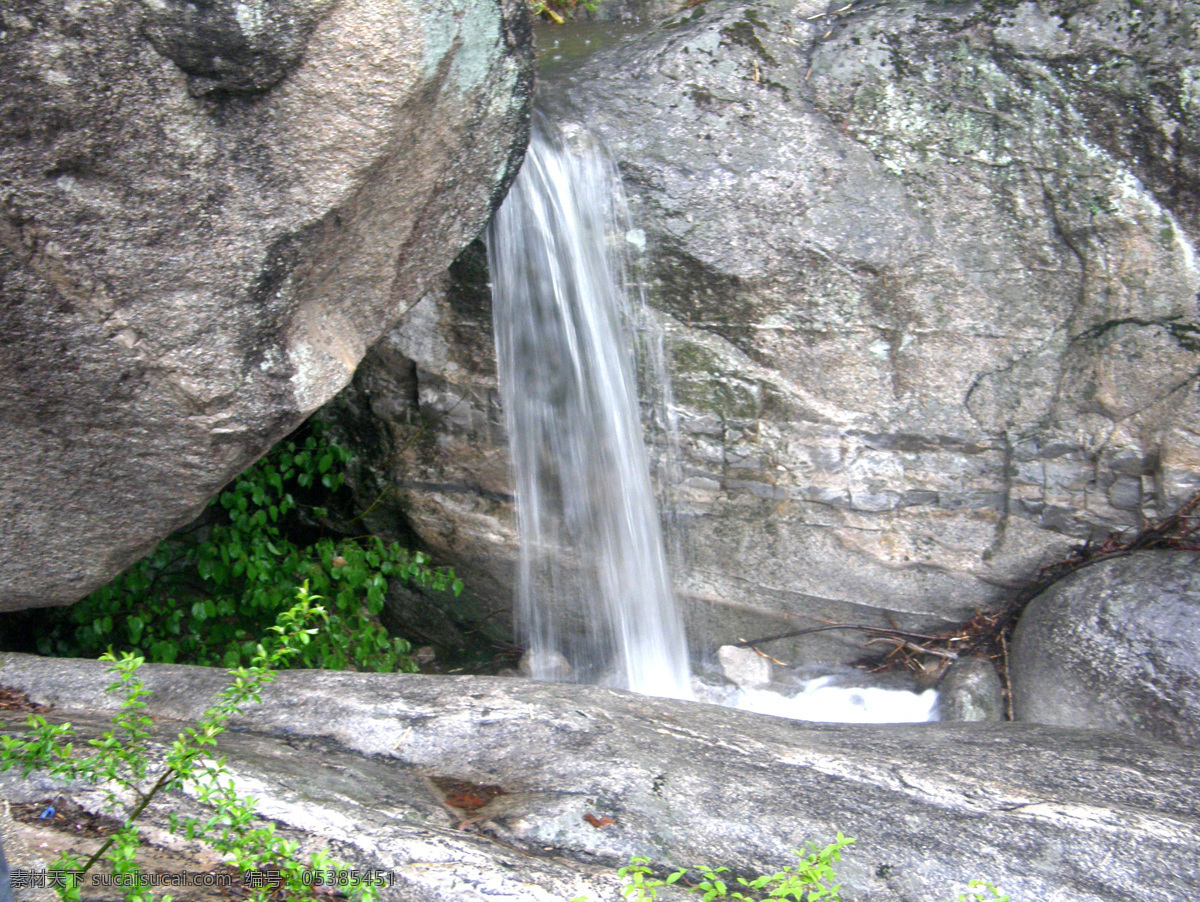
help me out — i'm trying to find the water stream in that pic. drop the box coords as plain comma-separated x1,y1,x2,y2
487,114,693,701
487,111,937,721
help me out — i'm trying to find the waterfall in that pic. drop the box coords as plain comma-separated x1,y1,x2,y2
487,114,693,701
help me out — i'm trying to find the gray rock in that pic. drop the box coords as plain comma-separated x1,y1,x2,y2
717,643,773,688
0,822,9,902
0,0,534,610
1,654,1199,901
519,648,573,680
340,0,1200,666
0,711,619,902
1009,550,1200,747
937,656,1005,723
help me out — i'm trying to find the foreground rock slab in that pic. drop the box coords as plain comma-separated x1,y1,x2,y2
0,0,533,610
2,655,1197,901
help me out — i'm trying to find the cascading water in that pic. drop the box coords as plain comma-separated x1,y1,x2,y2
486,109,937,722
487,114,693,701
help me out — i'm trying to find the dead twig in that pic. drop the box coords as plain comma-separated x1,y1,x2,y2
863,637,959,661
1000,629,1014,722
735,624,947,649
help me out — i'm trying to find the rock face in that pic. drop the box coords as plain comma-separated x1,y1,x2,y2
1010,550,1200,747
2,655,1199,901
0,0,534,610
334,0,1200,665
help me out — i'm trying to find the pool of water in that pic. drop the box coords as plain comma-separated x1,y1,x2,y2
536,21,645,78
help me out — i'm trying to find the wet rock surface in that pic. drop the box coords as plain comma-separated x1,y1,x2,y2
936,656,1005,723
0,0,534,611
139,0,338,95
342,0,1200,665
1010,549,1200,747
2,656,1199,901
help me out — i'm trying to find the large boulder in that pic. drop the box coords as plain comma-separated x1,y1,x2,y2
1010,549,1200,747
1,655,1199,901
0,0,534,611
336,0,1200,665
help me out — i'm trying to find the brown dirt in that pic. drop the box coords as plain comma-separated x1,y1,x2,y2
5,797,357,901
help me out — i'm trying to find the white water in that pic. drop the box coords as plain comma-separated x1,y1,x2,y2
734,679,939,724
487,115,693,701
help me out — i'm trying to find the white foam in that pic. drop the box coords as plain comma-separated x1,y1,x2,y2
734,676,939,724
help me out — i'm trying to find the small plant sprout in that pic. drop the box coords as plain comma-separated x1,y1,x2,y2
618,856,686,901
958,879,1010,902
617,839,1015,902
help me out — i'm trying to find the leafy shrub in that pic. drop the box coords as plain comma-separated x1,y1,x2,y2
529,0,600,23
39,423,461,672
2,585,383,902
619,834,854,902
616,840,1012,902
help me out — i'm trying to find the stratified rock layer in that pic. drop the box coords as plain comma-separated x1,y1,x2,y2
1,655,1198,901
1010,550,1200,747
0,0,533,610
343,0,1200,664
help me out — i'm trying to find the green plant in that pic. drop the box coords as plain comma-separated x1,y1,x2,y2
1085,194,1117,217
619,841,1012,902
39,423,461,672
529,0,601,23
620,834,854,902
958,880,1010,901
1,584,382,902
618,856,682,901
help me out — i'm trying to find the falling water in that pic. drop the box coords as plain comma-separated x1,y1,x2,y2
487,115,693,701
